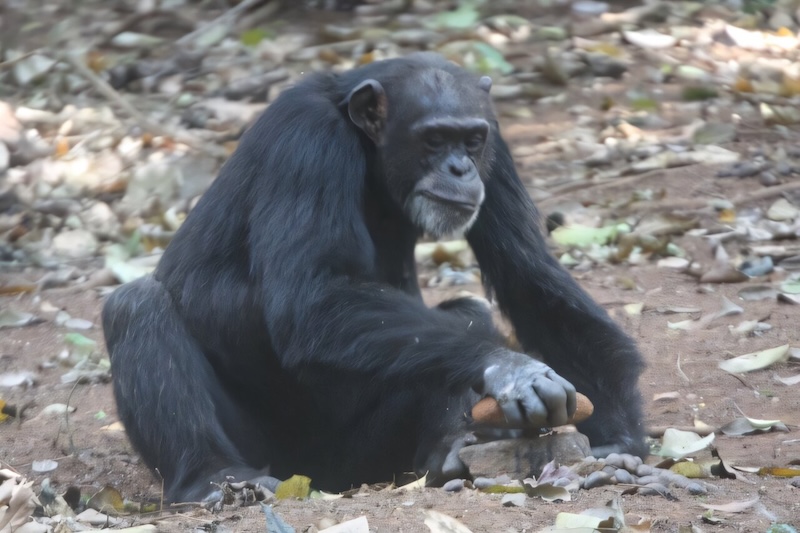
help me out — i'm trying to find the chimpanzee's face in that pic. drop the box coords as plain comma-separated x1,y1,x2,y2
347,67,494,237
393,114,489,238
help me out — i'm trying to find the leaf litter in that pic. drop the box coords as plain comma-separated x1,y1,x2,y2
3,0,800,529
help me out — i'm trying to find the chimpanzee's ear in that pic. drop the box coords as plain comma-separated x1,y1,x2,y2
478,76,492,93
347,79,387,143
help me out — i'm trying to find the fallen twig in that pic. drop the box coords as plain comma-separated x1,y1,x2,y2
95,10,196,48
0,49,42,70
539,169,666,205
624,180,800,213
175,0,273,47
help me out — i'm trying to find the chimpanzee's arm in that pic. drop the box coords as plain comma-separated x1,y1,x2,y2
466,132,647,455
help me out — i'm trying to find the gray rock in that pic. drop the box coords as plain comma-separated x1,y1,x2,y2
583,470,615,489
621,453,642,472
118,159,180,217
769,10,796,32
459,433,591,480
638,482,669,496
391,29,443,47
584,53,627,79
81,202,121,239
635,474,658,485
686,482,708,495
472,477,497,490
636,464,653,477
601,465,617,476
760,171,780,186
442,479,464,493
0,142,8,174
613,468,635,485
501,493,526,507
52,229,99,259
603,453,623,469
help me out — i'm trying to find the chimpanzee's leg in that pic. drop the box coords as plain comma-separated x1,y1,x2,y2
102,277,280,502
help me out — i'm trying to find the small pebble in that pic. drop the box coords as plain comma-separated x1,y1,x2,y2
583,471,615,489
686,482,708,495
658,472,683,487
473,477,497,490
613,469,635,485
775,161,792,175
601,465,617,476
604,452,623,469
443,479,464,493
31,459,58,473
621,454,642,472
638,482,669,496
636,464,653,477
501,493,526,507
666,473,693,489
636,475,658,485
758,171,781,187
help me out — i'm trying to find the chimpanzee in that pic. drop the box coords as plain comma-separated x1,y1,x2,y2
103,52,646,503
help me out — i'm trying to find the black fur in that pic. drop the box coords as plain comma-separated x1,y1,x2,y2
103,53,646,502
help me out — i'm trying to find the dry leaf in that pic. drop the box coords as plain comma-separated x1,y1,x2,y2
653,391,680,401
398,473,427,492
774,373,800,386
700,497,759,513
320,516,369,533
660,428,715,459
424,510,474,533
718,345,790,374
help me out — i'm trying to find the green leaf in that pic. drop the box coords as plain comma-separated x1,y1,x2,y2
275,474,312,500
64,333,97,358
425,5,480,30
551,223,628,248
682,86,718,101
780,279,800,294
241,28,270,47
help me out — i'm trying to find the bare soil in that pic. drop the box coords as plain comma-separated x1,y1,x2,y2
2,104,800,533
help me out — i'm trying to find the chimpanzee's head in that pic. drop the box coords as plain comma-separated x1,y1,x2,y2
346,62,495,238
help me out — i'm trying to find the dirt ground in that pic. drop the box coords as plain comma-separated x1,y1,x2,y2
2,21,800,528
3,145,800,532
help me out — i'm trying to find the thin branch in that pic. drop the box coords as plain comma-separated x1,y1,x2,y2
624,180,800,213
539,169,667,206
175,0,272,47
0,49,41,70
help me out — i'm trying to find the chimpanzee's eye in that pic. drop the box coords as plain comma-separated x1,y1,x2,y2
465,134,485,152
425,132,446,150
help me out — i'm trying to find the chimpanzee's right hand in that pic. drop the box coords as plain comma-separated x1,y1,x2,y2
477,350,577,428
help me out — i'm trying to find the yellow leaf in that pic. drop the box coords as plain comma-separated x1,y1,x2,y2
87,486,125,514
758,467,800,477
54,137,70,158
275,474,312,500
670,461,708,478
480,485,525,494
718,208,736,223
0,399,8,422
733,77,754,93
398,473,427,492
